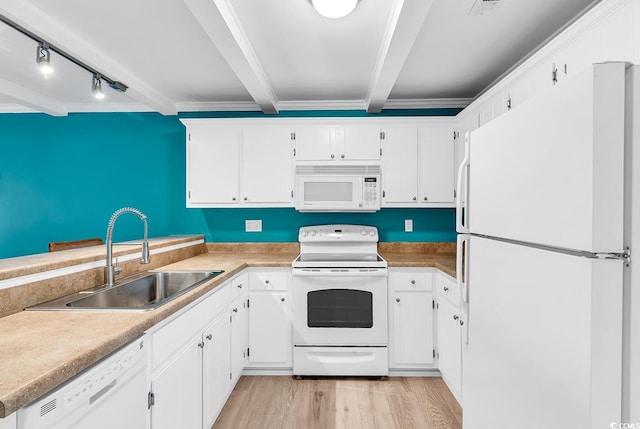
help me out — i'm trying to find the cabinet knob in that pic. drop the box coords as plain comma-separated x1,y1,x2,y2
410,280,416,285
244,197,248,201
413,196,417,201
237,283,242,288
265,279,270,284
460,320,464,326
232,197,236,201
280,297,285,302
331,154,335,159
198,341,205,348
233,308,238,313
453,315,460,321
396,298,400,303
341,154,345,159
206,334,212,341
444,286,449,292
423,196,428,201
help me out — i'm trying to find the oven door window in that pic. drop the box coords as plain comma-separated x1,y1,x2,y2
307,289,373,328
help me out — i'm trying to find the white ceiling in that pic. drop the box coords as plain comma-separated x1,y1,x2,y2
0,0,600,116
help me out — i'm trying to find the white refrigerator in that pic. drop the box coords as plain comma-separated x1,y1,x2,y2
456,63,630,428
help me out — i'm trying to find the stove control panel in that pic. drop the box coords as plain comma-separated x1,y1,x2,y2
299,224,379,242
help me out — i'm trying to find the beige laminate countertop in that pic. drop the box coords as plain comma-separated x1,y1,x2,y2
0,250,454,418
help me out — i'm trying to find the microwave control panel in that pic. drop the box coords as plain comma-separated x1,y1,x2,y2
363,177,380,208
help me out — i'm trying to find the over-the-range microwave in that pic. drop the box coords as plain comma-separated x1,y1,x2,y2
294,165,381,212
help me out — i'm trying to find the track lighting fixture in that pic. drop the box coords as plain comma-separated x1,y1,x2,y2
36,42,53,74
92,74,105,99
0,14,128,99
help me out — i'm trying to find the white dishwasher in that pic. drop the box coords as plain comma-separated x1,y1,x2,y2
18,336,148,429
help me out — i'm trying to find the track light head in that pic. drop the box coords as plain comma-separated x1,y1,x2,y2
92,74,105,99
36,42,53,74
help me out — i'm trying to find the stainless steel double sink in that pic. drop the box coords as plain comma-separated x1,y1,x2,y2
27,270,224,311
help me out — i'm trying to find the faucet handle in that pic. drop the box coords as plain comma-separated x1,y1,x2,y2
114,265,123,276
141,241,150,264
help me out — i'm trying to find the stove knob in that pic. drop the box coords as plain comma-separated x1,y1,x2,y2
311,230,317,236
302,231,309,237
360,229,367,236
369,230,376,236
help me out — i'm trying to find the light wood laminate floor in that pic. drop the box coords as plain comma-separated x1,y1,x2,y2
213,376,462,429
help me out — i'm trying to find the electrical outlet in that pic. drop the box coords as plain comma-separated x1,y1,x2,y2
245,220,262,232
404,219,413,232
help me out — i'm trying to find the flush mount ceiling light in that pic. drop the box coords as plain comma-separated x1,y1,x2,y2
92,74,105,99
311,0,359,18
36,42,53,74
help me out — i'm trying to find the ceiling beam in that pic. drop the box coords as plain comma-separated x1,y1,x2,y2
0,0,177,115
183,0,279,114
365,0,435,113
0,77,68,116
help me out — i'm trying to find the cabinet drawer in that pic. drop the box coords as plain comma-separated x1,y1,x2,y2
436,273,460,307
151,283,230,372
389,271,432,291
249,271,289,291
230,273,248,300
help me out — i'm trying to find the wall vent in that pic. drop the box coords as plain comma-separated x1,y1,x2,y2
468,0,502,15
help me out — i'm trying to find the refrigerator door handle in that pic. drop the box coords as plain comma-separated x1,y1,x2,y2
457,234,470,303
457,234,471,345
456,132,470,233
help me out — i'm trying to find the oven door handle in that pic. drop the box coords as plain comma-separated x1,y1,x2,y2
292,269,388,277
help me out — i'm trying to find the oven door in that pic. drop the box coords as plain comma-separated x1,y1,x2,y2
292,268,388,346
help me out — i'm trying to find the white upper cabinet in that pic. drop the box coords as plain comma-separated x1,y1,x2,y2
294,124,381,161
242,126,294,204
184,118,455,209
418,127,455,204
293,126,334,160
343,125,382,160
381,126,455,207
381,127,418,204
186,126,241,205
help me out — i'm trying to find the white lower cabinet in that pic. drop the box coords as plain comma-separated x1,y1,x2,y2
151,336,203,429
148,278,244,429
247,269,292,368
388,269,435,369
202,313,231,429
230,292,249,384
435,273,463,403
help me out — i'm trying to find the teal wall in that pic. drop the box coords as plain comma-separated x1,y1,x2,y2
0,110,458,259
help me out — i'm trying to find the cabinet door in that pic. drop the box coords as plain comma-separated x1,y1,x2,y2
436,298,462,399
248,292,291,366
187,126,241,205
151,338,203,429
381,127,418,204
344,125,381,160
294,126,333,160
202,314,231,429
389,291,434,367
230,295,248,384
242,126,294,204
418,127,455,203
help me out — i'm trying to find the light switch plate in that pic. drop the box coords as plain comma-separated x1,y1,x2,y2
404,219,413,232
245,220,262,232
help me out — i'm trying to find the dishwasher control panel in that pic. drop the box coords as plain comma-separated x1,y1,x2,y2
18,336,148,429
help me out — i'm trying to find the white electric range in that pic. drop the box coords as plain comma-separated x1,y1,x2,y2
291,224,388,377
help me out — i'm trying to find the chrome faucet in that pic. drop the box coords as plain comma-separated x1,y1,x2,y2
105,207,150,287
